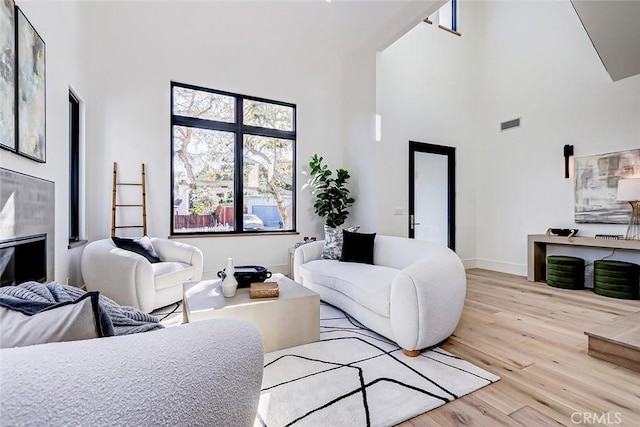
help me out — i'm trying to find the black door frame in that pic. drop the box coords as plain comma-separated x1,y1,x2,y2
408,141,456,251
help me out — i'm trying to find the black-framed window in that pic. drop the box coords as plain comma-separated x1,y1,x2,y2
171,82,296,235
69,91,80,242
429,0,459,34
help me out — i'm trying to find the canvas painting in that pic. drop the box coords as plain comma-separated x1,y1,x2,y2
574,149,640,223
17,7,45,162
0,0,15,152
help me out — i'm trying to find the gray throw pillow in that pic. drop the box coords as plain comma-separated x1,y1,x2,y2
0,292,103,349
321,225,360,260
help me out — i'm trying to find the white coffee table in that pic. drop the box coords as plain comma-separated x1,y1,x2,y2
183,274,320,352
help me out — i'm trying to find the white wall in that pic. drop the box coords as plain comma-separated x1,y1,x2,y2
1,0,444,285
377,0,640,275
475,1,640,275
343,51,379,233
375,1,483,266
341,2,445,236
10,0,635,284
82,2,345,277
0,0,90,285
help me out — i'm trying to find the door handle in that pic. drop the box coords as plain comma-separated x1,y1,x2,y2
410,215,421,230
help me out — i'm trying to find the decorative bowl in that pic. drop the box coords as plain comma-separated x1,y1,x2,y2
549,228,578,237
217,265,272,288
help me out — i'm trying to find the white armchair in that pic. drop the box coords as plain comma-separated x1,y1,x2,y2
81,237,203,313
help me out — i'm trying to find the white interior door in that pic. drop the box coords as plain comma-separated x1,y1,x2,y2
414,152,448,245
409,141,455,249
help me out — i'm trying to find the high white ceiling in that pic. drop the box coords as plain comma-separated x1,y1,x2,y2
571,0,640,81
152,0,444,59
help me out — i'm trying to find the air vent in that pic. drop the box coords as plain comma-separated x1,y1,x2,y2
500,118,521,131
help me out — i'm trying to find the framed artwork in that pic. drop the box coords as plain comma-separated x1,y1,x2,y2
0,0,16,152
574,148,640,223
16,6,45,163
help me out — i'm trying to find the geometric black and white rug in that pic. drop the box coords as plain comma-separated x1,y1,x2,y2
255,303,499,427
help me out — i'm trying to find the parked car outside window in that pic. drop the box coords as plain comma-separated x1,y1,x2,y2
243,214,264,230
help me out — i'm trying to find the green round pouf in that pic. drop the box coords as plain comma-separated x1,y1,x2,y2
546,256,584,290
593,260,639,299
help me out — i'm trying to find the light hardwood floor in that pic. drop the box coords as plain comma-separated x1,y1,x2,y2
400,269,640,427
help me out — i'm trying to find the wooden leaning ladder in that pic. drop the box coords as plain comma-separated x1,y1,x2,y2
111,162,147,237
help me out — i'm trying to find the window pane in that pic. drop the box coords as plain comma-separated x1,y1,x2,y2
173,125,235,233
438,0,453,29
172,87,235,123
243,135,294,231
243,100,294,131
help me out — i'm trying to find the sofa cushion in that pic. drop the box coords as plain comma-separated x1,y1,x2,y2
153,262,194,291
0,292,104,349
321,225,360,260
112,236,161,263
299,260,397,317
340,230,376,264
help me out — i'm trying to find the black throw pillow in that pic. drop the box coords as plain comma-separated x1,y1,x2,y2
112,236,161,263
340,230,376,264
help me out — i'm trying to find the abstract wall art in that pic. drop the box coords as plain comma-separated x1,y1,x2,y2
16,6,45,162
575,149,640,223
0,0,16,152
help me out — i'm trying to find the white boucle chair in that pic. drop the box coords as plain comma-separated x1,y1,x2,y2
294,235,466,356
81,237,203,313
0,319,264,426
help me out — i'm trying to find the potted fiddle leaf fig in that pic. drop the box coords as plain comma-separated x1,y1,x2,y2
308,154,355,228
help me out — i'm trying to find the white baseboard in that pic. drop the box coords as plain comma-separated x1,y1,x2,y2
461,258,478,269
474,258,527,277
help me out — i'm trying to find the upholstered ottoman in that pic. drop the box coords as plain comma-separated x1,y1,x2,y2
546,256,585,290
594,260,640,299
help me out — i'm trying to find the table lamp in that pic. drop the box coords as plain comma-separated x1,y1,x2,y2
617,178,640,240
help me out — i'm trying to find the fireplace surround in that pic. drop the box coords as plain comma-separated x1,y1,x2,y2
0,169,55,283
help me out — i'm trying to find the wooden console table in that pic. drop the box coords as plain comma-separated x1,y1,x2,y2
527,234,640,282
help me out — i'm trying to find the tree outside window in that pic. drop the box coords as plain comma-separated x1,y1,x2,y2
171,83,296,235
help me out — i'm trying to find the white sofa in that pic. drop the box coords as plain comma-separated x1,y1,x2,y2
81,238,203,313
294,235,466,356
0,318,263,426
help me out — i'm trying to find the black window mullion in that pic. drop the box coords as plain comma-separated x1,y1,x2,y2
172,115,238,133
242,125,296,140
234,96,244,232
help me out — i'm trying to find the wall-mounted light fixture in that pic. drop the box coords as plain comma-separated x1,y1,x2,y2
564,144,574,179
375,114,382,142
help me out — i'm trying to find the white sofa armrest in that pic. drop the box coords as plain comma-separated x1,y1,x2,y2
0,319,264,427
81,239,155,310
151,238,203,281
293,240,324,282
390,248,466,351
